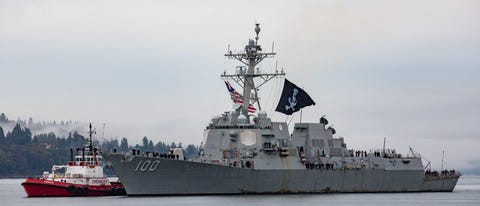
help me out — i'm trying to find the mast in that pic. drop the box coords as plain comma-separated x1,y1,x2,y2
441,150,445,171
222,23,285,117
382,137,386,157
88,123,95,154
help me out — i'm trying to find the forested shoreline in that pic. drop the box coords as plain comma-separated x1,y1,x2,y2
0,113,198,178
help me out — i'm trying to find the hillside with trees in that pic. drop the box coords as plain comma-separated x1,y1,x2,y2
0,113,199,178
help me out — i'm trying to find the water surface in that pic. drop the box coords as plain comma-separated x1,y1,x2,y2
3,176,479,206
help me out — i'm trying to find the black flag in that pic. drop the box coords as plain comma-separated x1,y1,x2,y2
275,79,316,115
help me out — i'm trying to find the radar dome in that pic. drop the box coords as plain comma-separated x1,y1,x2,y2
237,114,247,124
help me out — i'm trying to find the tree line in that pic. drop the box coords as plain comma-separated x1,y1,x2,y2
0,123,199,178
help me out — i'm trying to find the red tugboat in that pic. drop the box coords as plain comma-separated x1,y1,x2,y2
21,123,126,197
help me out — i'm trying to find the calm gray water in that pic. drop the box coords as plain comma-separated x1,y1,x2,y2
2,176,479,206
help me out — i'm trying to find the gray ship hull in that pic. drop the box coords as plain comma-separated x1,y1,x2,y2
105,154,459,196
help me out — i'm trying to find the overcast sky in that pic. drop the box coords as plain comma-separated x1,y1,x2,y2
1,0,479,170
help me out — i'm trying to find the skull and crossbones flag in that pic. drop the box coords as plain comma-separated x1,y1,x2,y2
275,79,315,115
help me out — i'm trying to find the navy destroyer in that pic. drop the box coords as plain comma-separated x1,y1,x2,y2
104,24,460,195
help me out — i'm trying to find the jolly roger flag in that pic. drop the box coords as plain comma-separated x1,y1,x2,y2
275,79,316,115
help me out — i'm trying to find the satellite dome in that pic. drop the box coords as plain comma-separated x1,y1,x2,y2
237,114,247,124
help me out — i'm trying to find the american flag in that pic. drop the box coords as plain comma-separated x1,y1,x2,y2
224,81,256,113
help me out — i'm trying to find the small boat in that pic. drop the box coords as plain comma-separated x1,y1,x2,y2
21,123,126,197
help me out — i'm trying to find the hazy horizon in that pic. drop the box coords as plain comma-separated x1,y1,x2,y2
1,0,479,171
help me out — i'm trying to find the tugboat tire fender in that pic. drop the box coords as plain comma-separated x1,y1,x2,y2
119,188,127,195
74,187,83,194
67,185,76,193
110,188,118,195
83,187,89,195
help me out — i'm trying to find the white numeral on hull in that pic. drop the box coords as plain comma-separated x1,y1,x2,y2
135,160,160,172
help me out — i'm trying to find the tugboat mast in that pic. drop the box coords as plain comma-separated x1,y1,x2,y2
88,123,95,154
222,23,285,116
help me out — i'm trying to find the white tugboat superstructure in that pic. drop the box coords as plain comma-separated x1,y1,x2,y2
22,124,126,197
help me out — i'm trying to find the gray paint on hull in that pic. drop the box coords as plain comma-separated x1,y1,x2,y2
105,154,459,195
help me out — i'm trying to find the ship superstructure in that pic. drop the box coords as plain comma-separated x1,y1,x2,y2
22,124,126,197
104,24,460,195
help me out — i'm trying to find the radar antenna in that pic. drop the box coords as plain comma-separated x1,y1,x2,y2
222,23,285,116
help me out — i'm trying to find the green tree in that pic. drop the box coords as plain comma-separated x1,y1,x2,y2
33,132,57,144
70,131,85,148
147,140,154,151
142,136,149,147
0,126,5,144
120,137,129,152
6,123,32,145
184,144,199,159
0,113,7,123
141,136,149,151
155,141,169,154
101,138,119,153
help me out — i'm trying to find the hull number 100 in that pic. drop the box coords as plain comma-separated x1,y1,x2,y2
135,160,160,172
